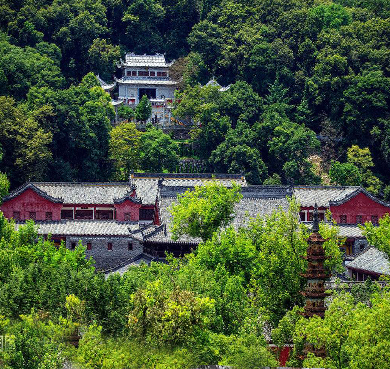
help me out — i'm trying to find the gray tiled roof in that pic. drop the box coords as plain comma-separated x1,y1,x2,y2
293,186,360,207
15,220,139,236
123,53,171,68
146,185,290,244
32,182,132,204
346,247,390,275
302,222,364,238
116,78,177,85
337,224,364,238
132,173,247,205
105,254,155,275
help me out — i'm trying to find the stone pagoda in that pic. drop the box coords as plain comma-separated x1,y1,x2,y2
301,204,331,318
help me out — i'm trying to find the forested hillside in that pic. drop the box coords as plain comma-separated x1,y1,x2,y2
1,0,390,195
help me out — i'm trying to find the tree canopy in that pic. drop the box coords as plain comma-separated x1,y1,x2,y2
169,181,242,241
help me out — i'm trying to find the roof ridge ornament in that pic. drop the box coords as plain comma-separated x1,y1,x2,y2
312,202,320,232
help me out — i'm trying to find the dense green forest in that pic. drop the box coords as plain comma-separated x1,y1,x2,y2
0,0,390,194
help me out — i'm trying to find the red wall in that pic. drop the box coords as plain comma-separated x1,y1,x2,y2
114,200,141,221
330,192,390,224
1,188,62,221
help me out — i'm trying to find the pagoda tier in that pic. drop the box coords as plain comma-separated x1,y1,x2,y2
300,206,330,359
301,209,330,319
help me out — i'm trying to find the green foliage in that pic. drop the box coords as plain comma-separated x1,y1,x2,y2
128,280,215,347
346,145,382,194
88,38,120,81
0,39,64,100
292,291,390,369
247,199,341,324
2,0,390,189
329,161,362,186
109,122,141,180
362,213,390,258
0,172,10,200
135,95,152,122
26,73,114,182
139,126,179,172
220,333,278,369
0,96,53,184
117,105,135,121
169,181,242,241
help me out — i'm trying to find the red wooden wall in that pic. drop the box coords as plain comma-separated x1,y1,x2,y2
330,192,390,224
1,188,62,221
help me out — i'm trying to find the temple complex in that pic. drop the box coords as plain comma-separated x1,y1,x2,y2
2,174,390,274
100,53,178,124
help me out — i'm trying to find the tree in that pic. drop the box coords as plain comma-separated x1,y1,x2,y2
169,181,242,241
117,105,135,121
210,140,267,184
292,291,390,369
122,0,165,53
362,213,390,259
109,122,142,180
0,96,53,185
267,121,321,184
329,161,362,186
244,199,342,325
135,95,152,122
26,73,114,182
295,293,357,369
346,145,382,194
139,126,179,172
0,39,65,100
128,280,215,347
88,38,121,81
0,172,10,201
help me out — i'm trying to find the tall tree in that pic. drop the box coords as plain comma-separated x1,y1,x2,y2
109,122,142,180
169,181,242,241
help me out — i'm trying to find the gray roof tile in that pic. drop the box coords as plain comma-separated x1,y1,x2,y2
116,78,177,85
146,186,290,244
15,220,139,236
131,173,247,205
123,53,171,68
293,186,360,207
346,247,390,275
32,182,132,204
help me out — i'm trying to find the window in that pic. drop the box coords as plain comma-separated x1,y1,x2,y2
96,210,113,219
29,212,36,220
87,243,92,250
138,71,149,76
124,212,131,221
107,242,113,251
126,70,131,76
61,209,74,219
319,212,325,221
71,242,76,250
140,208,154,221
356,215,363,224
13,211,20,220
371,215,379,225
131,71,137,76
308,212,313,221
45,212,52,220
299,212,306,221
340,215,347,224
149,71,155,76
128,242,133,251
75,209,93,219
157,71,167,77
